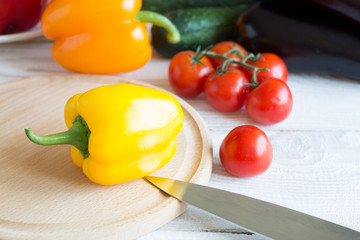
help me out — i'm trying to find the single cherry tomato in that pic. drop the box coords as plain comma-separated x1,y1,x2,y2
204,69,250,112
245,78,293,125
168,51,213,97
208,41,247,70
242,53,288,83
220,125,272,177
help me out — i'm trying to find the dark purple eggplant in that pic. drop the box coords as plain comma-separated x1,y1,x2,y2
236,0,360,80
295,0,360,26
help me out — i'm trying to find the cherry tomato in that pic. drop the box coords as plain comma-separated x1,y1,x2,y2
168,51,213,97
220,125,272,177
204,69,250,112
242,53,288,83
208,41,247,70
245,78,293,125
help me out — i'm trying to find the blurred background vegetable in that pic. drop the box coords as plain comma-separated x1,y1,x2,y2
150,1,256,57
0,0,47,35
41,0,180,74
293,0,360,25
142,0,255,13
236,0,360,80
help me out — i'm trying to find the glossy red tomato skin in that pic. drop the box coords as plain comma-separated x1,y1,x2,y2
245,78,293,125
168,51,213,97
204,70,250,112
220,125,273,177
242,53,288,83
208,41,247,70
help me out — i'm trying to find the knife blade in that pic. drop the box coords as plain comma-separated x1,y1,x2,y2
145,176,360,240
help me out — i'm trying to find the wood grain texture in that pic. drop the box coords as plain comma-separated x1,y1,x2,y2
0,75,213,240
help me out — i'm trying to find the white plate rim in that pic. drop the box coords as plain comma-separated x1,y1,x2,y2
0,24,43,44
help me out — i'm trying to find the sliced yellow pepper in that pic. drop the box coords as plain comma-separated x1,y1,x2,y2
25,84,184,185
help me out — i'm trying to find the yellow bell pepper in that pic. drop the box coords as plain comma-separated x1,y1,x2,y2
25,84,184,185
41,0,180,74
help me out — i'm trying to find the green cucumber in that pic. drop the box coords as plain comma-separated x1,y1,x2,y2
142,0,255,13
151,5,249,57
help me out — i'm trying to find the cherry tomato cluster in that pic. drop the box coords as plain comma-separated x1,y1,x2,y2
168,41,294,177
168,41,293,126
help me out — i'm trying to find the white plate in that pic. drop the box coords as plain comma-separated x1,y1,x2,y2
0,23,43,44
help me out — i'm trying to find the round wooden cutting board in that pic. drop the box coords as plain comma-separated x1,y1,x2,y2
0,74,213,240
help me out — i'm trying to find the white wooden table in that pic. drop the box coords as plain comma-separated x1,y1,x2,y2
1,36,359,240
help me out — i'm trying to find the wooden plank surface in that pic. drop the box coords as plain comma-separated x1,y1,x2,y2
0,36,359,240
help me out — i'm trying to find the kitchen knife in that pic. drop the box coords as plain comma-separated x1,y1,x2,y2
145,176,360,240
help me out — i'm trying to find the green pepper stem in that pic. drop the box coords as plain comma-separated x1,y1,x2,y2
25,115,90,158
135,10,180,43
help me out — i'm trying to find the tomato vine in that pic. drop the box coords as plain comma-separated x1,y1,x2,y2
191,45,269,87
